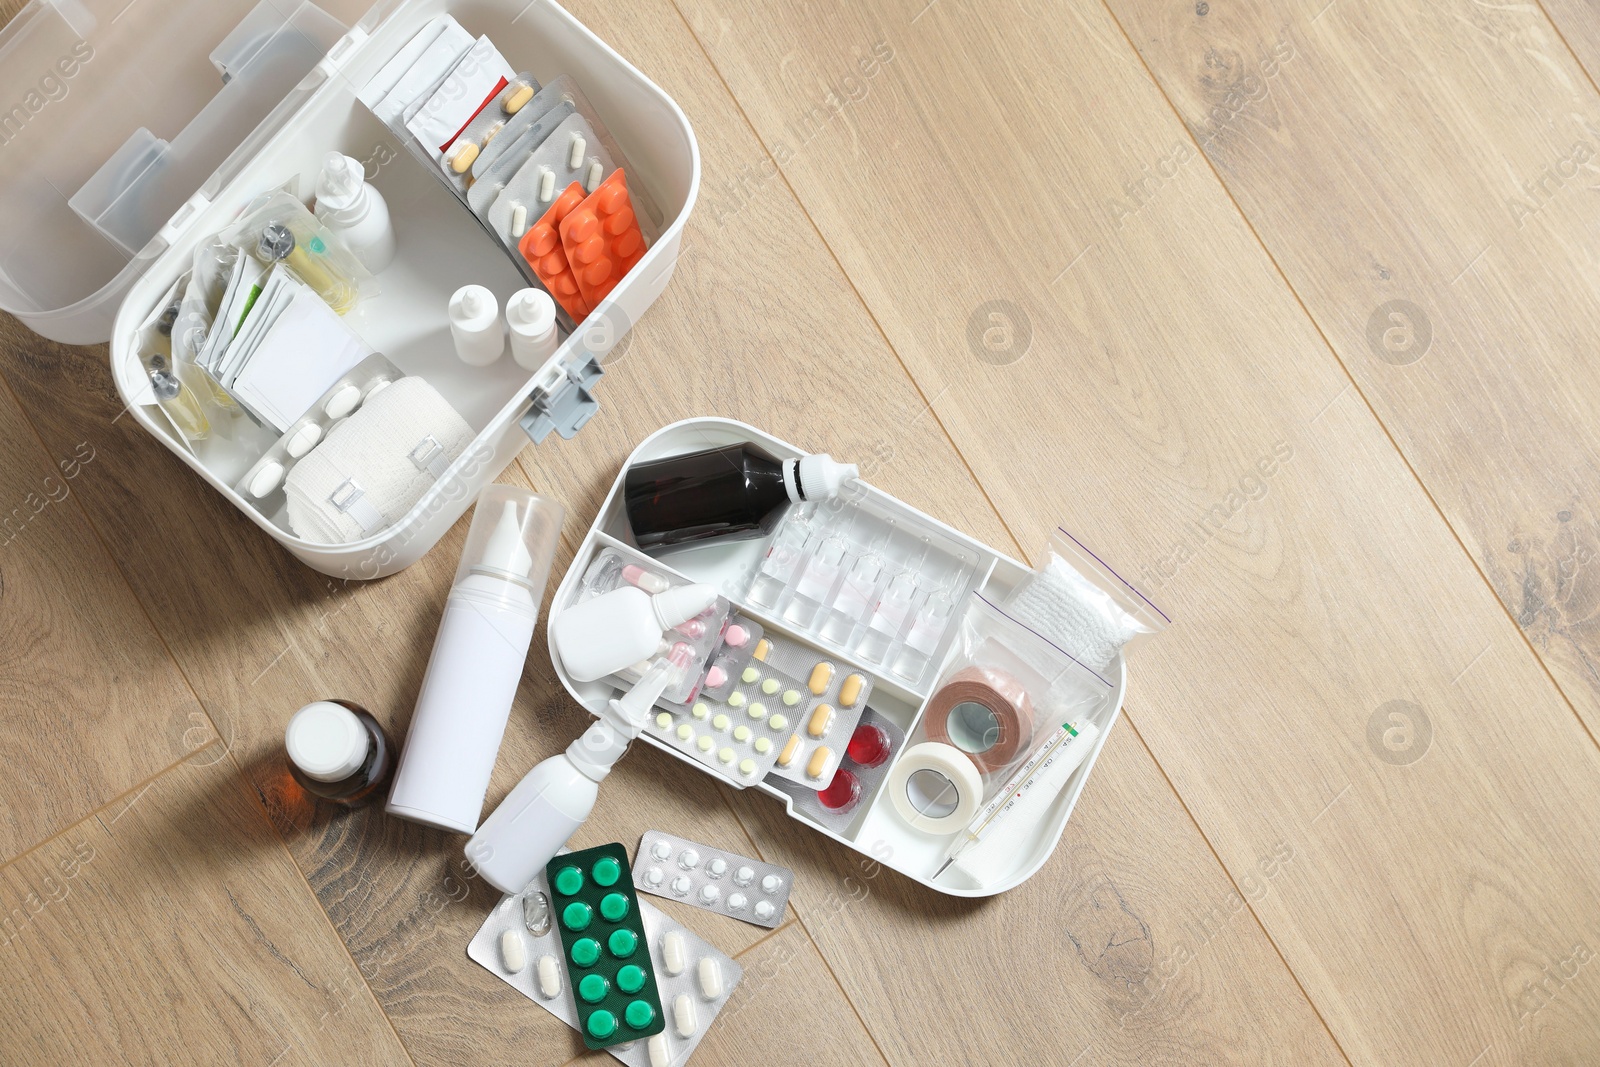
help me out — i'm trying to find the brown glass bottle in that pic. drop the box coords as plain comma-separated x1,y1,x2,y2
285,700,394,806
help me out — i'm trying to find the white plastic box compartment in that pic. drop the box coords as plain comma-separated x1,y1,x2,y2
0,0,697,577
549,419,1128,897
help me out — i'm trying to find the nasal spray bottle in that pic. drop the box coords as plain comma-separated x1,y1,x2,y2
386,486,563,833
466,659,675,894
314,152,396,273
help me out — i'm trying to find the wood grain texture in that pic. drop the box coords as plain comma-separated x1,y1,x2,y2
672,0,1600,1063
0,0,1338,1060
727,723,1342,1066
0,369,213,862
0,746,408,1066
1108,0,1600,735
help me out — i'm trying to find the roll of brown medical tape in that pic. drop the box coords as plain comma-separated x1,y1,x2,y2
921,666,1034,774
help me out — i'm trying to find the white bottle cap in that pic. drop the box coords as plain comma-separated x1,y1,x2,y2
797,454,858,501
650,584,719,629
451,285,498,329
286,701,368,782
507,288,556,337
315,152,366,213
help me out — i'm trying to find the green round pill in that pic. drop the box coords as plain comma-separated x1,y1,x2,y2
600,892,630,922
624,999,656,1030
616,964,646,994
578,973,610,1004
607,927,638,958
553,866,584,896
571,937,600,967
562,901,593,931
592,856,622,887
586,1009,617,1040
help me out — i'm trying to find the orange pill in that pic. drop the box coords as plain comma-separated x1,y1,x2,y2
583,259,613,286
613,230,642,258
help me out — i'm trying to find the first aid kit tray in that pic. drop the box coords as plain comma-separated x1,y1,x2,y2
0,0,697,577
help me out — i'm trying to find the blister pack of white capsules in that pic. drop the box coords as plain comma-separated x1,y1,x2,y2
467,98,577,220
649,650,805,786
435,73,538,190
768,707,905,834
233,353,402,509
468,860,743,1067
633,831,793,929
471,74,583,182
575,547,730,705
753,633,874,790
487,112,615,252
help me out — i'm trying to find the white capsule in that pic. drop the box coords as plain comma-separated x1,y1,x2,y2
536,954,561,999
733,866,754,887
586,160,603,192
538,165,555,203
673,992,697,1038
500,929,527,973
510,202,527,238
761,874,783,895
678,848,700,870
754,900,775,921
698,956,724,1000
671,875,691,896
648,1033,672,1067
569,133,587,170
662,930,687,976
706,858,727,879
698,884,720,905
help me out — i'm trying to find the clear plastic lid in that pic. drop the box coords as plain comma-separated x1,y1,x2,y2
0,0,361,343
453,483,564,605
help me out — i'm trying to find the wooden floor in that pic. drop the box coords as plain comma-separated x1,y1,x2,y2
7,0,1600,1062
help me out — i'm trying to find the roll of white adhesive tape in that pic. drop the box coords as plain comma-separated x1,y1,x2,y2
887,741,984,835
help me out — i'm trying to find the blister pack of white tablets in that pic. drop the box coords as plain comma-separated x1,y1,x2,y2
233,352,402,506
468,861,742,1067
767,707,906,834
751,634,874,790
649,655,808,786
633,831,793,929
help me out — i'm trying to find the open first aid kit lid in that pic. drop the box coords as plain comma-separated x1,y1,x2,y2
0,0,377,344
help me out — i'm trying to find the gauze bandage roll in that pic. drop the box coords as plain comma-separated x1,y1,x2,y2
285,376,474,543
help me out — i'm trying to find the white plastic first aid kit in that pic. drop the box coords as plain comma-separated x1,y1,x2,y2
0,0,697,578
547,419,1133,897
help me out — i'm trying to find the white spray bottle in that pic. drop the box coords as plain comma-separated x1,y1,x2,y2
466,660,676,894
314,152,397,272
386,486,563,834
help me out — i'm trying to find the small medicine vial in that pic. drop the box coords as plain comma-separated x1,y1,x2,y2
285,700,394,806
506,287,560,371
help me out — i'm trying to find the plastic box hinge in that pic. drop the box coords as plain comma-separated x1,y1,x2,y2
520,356,604,443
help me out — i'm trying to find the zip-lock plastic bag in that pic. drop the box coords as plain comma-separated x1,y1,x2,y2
921,594,1113,802
1003,529,1169,674
221,191,372,314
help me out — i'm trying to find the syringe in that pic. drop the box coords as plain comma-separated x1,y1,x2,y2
932,717,1100,879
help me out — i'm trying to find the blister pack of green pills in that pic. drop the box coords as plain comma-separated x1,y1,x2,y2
545,843,664,1047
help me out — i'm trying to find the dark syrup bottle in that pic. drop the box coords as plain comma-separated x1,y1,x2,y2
623,442,857,550
285,700,394,806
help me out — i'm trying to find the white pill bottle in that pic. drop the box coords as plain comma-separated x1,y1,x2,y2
386,485,563,833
